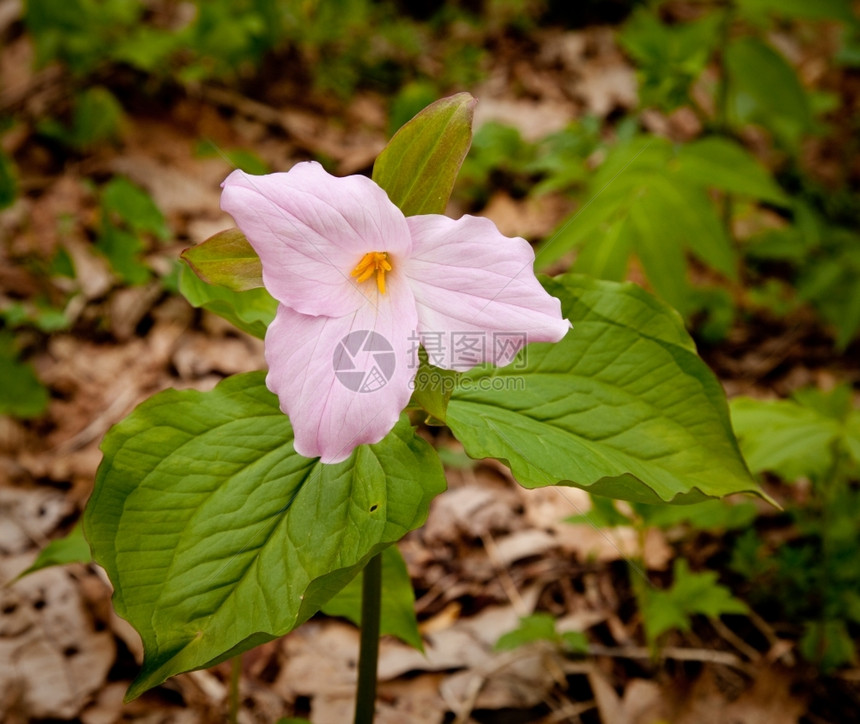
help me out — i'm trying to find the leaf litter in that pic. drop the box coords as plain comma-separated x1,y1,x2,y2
1,6,857,722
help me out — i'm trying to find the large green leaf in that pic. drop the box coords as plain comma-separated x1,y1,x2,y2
569,218,631,282
84,372,445,699
373,92,476,215
676,137,790,207
446,275,765,504
725,37,812,150
321,544,423,651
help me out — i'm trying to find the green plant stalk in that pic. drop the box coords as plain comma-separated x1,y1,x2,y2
228,655,241,724
353,552,383,724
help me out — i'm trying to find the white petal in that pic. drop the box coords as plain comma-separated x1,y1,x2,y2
264,284,419,463
221,162,411,318
403,214,570,370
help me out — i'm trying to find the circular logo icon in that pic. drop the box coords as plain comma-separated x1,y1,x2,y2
333,330,396,393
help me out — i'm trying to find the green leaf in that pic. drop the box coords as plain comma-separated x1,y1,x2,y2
800,619,857,672
0,331,49,419
321,545,423,651
640,559,747,643
537,181,630,269
446,275,765,504
536,138,667,269
620,8,723,111
638,175,736,283
560,630,590,654
495,612,557,651
628,184,694,314
83,372,446,699
796,228,860,350
96,221,150,285
571,218,631,282
676,137,790,207
726,38,813,150
19,523,92,577
102,176,169,240
181,228,264,292
373,93,476,215
68,86,124,150
537,137,738,316
731,385,860,480
178,264,275,339
111,26,179,72
495,613,589,654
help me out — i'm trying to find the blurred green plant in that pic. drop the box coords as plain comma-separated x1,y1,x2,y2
495,612,589,654
636,558,748,646
455,118,603,206
619,6,723,112
532,0,859,349
744,204,860,349
731,385,860,671
37,86,124,151
537,135,789,318
94,176,170,285
23,0,501,100
0,330,49,419
569,494,755,648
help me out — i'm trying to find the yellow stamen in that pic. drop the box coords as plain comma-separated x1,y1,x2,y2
350,251,391,294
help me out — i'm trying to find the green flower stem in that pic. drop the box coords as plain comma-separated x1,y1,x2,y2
228,655,241,724
354,552,383,724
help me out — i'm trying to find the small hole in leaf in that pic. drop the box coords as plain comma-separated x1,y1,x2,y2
369,504,378,513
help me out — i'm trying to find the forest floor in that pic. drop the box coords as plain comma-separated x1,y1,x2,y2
1,7,859,724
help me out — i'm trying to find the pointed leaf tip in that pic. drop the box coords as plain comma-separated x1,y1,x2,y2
181,228,264,292
373,93,477,216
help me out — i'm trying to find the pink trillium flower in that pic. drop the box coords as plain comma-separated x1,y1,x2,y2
221,161,570,463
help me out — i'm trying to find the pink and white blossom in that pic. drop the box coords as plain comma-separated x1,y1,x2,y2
221,161,570,463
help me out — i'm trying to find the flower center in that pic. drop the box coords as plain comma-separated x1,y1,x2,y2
350,251,392,294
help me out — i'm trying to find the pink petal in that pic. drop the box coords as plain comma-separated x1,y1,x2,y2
264,284,419,463
403,214,571,370
221,162,412,318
